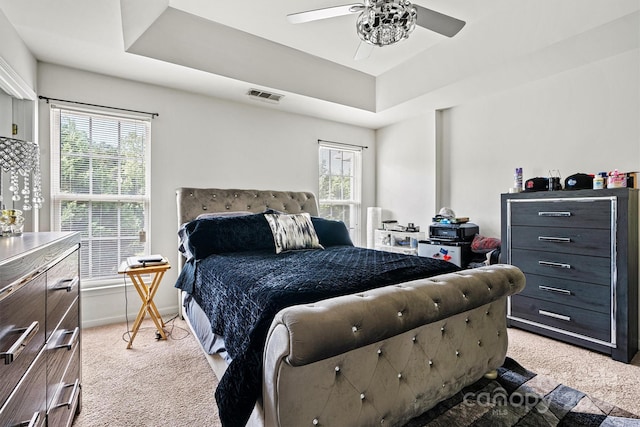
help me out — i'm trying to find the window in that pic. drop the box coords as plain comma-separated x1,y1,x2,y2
50,106,150,283
318,142,362,243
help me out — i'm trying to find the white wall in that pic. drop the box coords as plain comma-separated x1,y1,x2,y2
375,112,438,230
377,49,639,239
37,63,376,327
0,9,37,91
441,49,639,238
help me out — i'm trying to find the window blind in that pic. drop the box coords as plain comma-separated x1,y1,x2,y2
51,106,151,282
318,143,362,243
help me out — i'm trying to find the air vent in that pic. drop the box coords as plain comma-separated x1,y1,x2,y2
246,89,284,104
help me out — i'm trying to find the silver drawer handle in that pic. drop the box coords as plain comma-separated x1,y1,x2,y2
539,260,571,269
54,379,80,409
539,310,571,322
538,236,571,243
0,321,39,365
539,285,571,295
0,268,47,304
52,276,79,293
54,327,80,351
538,211,571,217
21,411,41,427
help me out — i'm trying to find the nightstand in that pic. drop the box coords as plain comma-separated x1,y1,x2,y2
118,262,171,349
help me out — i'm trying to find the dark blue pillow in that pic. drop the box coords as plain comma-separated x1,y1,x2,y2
311,217,353,247
179,213,275,260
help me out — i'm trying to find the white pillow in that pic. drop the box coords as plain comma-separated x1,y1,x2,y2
264,212,323,254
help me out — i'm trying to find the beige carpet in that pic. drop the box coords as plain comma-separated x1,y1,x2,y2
73,319,640,427
72,318,219,427
506,327,640,416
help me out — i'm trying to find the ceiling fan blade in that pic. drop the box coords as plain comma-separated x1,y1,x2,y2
414,5,466,37
354,41,374,60
287,4,365,24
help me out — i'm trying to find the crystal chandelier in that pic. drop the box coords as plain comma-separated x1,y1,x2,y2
356,0,417,47
0,136,44,211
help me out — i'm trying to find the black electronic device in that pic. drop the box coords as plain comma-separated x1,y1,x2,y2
429,222,479,243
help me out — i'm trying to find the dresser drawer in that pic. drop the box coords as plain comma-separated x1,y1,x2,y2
47,345,80,427
47,249,79,340
0,349,46,427
46,299,79,411
510,295,611,342
511,249,610,285
0,273,46,405
509,199,612,229
517,274,610,314
510,226,611,257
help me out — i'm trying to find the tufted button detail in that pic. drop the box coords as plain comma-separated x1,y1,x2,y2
440,326,445,334
335,366,340,373
428,360,433,366
189,192,194,196
412,336,416,342
202,205,208,210
234,193,238,198
478,340,482,346
465,318,469,323
225,205,231,210
313,418,319,425
497,331,501,336
397,311,403,317
212,194,216,198
456,350,460,357
360,393,365,400
352,325,358,333
377,349,382,355
247,205,251,210
462,292,468,298
398,373,402,379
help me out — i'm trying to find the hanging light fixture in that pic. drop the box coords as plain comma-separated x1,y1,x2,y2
356,0,417,47
0,136,44,212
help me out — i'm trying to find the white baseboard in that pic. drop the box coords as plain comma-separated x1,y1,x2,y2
80,305,179,329
80,282,179,328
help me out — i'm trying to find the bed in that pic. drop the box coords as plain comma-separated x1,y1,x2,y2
175,187,525,427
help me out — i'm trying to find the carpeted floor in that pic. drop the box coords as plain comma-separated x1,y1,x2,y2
73,318,640,427
405,357,640,426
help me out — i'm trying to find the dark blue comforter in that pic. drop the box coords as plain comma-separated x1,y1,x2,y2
175,246,459,427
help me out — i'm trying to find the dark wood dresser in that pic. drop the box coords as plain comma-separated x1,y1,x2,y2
0,232,81,426
501,188,638,363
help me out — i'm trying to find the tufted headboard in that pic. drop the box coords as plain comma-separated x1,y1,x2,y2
176,188,319,268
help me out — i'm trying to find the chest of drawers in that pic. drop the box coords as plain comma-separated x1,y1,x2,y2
0,232,81,426
501,189,638,363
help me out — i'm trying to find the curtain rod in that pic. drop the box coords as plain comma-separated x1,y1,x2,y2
38,96,159,118
317,139,368,150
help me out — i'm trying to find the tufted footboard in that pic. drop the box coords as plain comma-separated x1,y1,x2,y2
260,264,525,427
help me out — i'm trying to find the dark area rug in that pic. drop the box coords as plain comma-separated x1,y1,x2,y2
405,357,640,426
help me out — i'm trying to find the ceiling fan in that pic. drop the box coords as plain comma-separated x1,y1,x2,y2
287,0,466,59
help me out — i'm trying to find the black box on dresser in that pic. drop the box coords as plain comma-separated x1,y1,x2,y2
501,188,638,363
0,232,81,426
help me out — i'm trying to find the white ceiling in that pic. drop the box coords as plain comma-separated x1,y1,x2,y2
1,0,638,129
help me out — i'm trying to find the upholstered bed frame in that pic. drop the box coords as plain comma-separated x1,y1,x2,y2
176,187,525,427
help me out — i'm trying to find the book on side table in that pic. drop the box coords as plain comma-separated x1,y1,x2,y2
126,254,168,268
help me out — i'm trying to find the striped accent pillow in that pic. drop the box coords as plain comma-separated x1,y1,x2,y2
264,212,324,254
